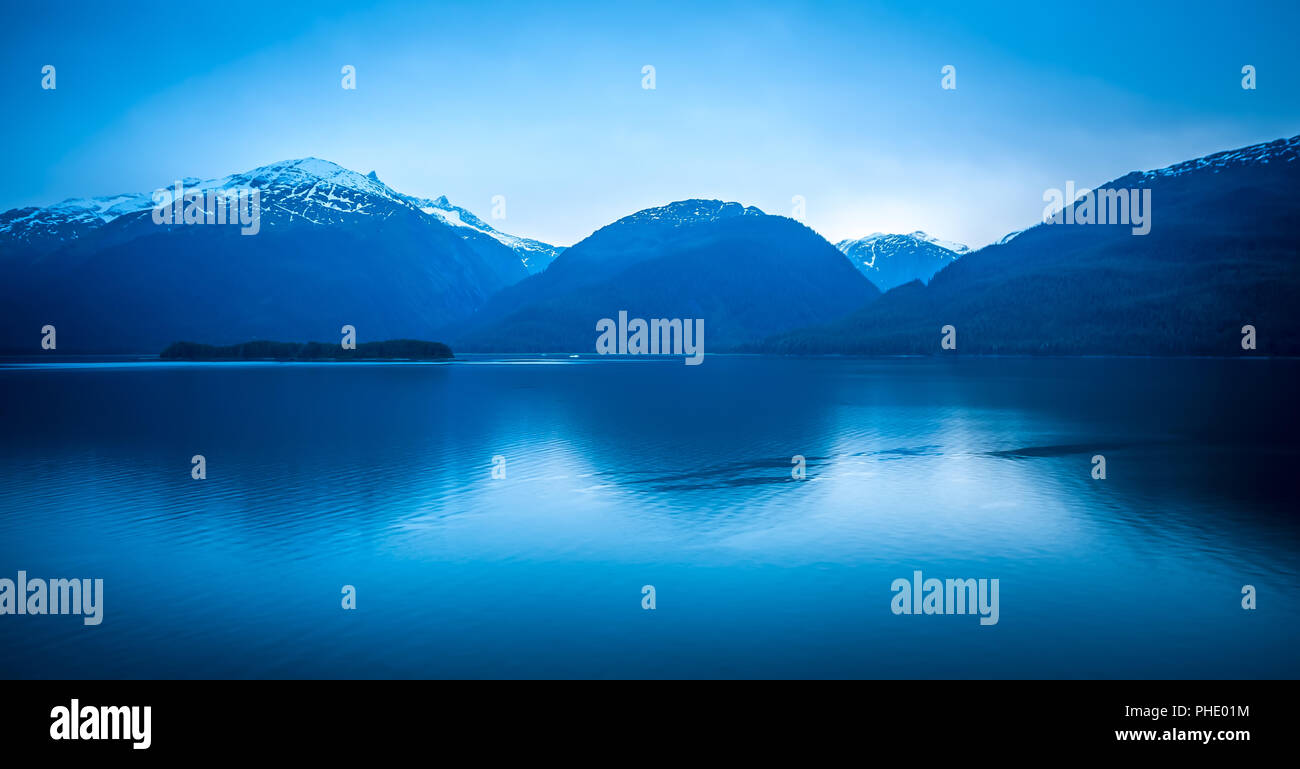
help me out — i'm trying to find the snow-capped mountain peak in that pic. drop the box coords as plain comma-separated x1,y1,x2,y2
1134,134,1300,182
615,199,765,228
838,231,969,255
0,157,562,273
0,191,157,247
908,230,971,255
47,192,156,223
400,193,563,274
834,231,967,291
216,157,400,205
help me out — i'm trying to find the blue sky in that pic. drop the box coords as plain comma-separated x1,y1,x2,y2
3,0,1297,247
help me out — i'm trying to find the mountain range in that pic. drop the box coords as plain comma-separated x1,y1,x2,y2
1,135,1296,355
763,134,1300,355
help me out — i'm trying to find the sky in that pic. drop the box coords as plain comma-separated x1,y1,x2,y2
2,0,1298,248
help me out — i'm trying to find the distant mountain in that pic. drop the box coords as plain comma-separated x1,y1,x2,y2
835,231,968,291
453,200,879,352
763,134,1300,355
0,159,560,353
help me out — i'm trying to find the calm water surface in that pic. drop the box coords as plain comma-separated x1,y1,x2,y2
0,356,1296,678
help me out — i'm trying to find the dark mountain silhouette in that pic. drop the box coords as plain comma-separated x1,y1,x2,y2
761,134,1300,355
451,200,880,352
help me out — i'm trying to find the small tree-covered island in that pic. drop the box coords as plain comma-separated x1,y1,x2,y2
160,339,454,361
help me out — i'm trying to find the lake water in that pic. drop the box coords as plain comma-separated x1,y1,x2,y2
0,356,1296,679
